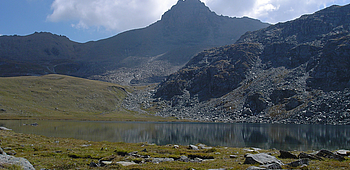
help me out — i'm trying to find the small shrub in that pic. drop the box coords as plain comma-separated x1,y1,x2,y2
188,153,214,159
114,149,129,156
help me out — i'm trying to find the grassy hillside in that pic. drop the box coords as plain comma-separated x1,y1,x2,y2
0,74,163,121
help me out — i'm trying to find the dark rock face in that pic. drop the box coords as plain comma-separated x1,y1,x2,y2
0,0,269,85
270,89,297,105
155,43,262,101
243,93,267,115
307,36,350,91
154,4,350,125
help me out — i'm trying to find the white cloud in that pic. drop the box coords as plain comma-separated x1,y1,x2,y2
47,0,347,33
47,0,177,32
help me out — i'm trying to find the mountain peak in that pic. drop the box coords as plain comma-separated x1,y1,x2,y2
177,0,203,4
161,0,212,21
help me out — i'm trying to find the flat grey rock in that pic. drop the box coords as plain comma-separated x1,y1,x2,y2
0,154,35,170
0,127,12,131
244,153,283,166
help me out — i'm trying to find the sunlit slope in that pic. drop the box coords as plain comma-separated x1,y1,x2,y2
0,74,156,120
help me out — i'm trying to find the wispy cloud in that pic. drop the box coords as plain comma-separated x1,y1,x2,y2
202,0,345,23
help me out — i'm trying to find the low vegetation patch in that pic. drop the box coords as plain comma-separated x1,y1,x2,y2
0,130,349,170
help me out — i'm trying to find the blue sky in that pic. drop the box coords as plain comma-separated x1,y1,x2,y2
1,0,349,43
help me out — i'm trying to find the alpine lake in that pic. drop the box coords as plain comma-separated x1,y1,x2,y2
1,120,349,151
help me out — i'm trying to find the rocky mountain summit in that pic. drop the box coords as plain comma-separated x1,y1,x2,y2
0,0,268,85
153,4,350,125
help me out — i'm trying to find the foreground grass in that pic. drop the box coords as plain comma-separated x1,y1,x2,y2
0,130,349,170
0,74,171,122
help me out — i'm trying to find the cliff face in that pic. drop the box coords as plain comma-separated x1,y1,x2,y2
0,0,269,85
154,4,350,125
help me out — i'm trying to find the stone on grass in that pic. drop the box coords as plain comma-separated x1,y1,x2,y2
244,148,262,153
198,144,213,150
336,150,350,156
0,127,12,131
0,147,6,155
279,150,298,159
230,155,238,158
244,153,283,166
116,161,137,166
0,154,35,170
246,166,266,170
89,161,99,167
316,149,345,161
151,158,174,163
178,155,190,162
189,145,199,150
298,152,323,160
261,163,282,169
287,159,309,167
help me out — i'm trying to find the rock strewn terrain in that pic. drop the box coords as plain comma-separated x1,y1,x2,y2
153,4,350,125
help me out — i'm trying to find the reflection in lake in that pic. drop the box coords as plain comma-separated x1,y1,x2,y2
0,120,349,150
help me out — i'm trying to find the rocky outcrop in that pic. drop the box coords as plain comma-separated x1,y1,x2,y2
155,5,350,124
153,3,350,125
155,43,262,101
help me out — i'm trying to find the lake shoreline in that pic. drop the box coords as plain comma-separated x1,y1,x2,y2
1,119,349,151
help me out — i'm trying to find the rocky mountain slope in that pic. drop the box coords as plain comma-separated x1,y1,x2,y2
153,4,350,125
0,0,269,85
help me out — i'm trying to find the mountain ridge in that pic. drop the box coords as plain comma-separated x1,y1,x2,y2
0,0,269,85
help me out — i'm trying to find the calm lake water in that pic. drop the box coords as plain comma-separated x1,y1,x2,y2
0,120,349,151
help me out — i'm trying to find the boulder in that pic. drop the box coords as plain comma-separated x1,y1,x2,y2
244,153,283,166
261,163,282,169
0,127,12,131
316,149,345,161
246,166,266,170
230,155,238,158
279,150,298,159
189,145,199,150
0,147,6,155
298,152,323,160
150,158,174,163
336,150,350,156
198,144,212,150
89,161,99,167
244,93,267,114
287,159,309,167
0,154,35,170
115,161,137,166
178,155,190,162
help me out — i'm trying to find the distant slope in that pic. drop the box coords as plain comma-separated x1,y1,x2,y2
0,0,269,85
154,4,350,125
0,74,164,121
